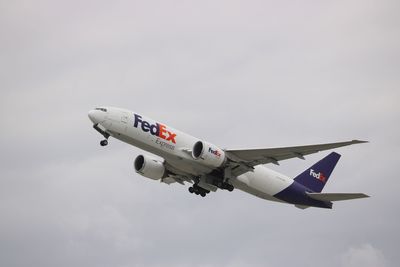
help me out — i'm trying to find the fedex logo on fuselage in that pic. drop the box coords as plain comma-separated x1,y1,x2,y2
309,169,326,183
134,114,177,144
208,147,221,157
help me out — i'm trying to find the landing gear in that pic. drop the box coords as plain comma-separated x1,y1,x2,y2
100,139,108,146
213,180,234,192
94,123,110,147
188,184,210,197
226,184,234,192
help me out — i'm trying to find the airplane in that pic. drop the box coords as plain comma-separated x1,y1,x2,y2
88,107,369,209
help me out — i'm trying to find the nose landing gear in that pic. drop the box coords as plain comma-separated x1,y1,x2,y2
100,139,108,146
93,123,110,147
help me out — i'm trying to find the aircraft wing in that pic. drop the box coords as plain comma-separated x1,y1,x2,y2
225,140,367,177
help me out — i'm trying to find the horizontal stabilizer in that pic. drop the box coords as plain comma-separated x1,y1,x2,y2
295,204,310,209
307,192,369,201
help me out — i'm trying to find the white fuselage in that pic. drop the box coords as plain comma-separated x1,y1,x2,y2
89,107,295,203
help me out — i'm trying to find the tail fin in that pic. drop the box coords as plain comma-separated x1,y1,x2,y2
294,152,341,192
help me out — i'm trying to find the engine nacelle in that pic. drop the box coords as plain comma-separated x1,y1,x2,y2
134,154,166,180
192,141,226,168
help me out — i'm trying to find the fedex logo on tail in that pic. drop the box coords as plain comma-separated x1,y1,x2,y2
134,114,177,144
310,169,326,183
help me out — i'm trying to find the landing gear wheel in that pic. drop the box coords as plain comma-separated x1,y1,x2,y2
100,139,108,146
227,185,234,192
189,184,209,197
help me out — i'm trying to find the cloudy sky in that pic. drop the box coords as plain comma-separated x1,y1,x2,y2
1,0,399,266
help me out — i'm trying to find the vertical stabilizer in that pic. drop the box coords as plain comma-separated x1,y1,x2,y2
294,152,341,192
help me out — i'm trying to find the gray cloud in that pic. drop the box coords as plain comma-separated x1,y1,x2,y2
0,0,399,266
341,244,387,267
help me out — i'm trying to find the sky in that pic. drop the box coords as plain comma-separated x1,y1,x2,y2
0,0,399,266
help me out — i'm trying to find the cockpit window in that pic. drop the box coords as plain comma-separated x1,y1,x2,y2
95,108,107,112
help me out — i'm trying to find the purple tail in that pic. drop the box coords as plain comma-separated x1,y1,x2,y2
294,152,341,192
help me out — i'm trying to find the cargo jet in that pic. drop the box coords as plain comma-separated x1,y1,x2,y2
88,107,369,209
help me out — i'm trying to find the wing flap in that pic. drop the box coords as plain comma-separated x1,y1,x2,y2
307,192,369,201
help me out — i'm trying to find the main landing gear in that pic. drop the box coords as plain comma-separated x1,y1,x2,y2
188,184,210,197
188,180,235,198
218,182,234,192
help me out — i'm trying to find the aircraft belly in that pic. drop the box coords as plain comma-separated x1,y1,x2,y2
232,165,293,201
231,180,284,202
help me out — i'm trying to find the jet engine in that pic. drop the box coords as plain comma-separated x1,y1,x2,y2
192,141,226,168
134,154,166,180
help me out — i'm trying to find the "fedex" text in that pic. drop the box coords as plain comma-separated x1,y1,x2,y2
208,147,221,157
134,114,177,144
309,169,326,182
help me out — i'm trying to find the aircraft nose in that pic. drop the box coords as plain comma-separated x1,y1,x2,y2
88,110,103,124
